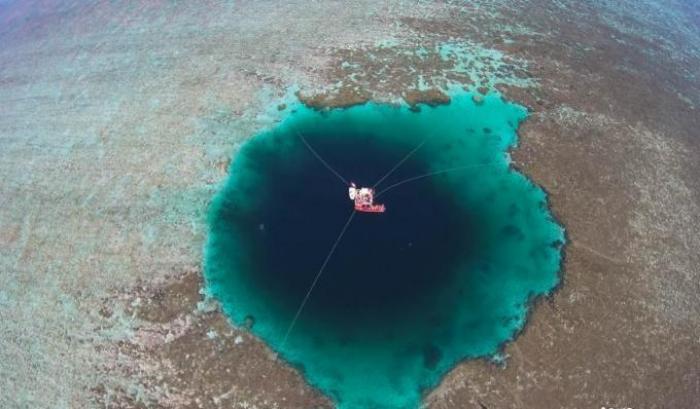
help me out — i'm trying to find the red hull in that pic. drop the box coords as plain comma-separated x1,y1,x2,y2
355,203,386,213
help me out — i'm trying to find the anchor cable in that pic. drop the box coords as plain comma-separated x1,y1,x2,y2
281,209,357,348
282,130,496,348
372,138,428,189
298,132,349,186
376,163,499,198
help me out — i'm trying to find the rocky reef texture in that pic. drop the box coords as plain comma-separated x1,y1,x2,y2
0,1,698,408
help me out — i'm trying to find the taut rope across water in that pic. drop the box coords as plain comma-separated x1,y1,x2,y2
282,132,497,346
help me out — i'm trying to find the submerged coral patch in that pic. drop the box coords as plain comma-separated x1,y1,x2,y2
205,92,563,409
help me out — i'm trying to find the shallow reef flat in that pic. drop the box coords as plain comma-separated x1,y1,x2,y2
0,1,698,408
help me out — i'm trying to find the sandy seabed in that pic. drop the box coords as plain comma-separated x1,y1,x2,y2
0,1,698,408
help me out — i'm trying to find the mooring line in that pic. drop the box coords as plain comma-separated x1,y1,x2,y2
376,163,499,198
281,210,357,348
372,138,428,189
297,132,350,186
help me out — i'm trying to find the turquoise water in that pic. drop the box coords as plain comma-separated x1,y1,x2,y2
205,91,564,408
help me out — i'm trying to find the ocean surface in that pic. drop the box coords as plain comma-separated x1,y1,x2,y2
205,92,564,408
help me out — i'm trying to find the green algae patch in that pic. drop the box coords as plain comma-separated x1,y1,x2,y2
204,91,564,409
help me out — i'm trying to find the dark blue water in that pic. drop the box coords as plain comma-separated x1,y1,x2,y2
205,92,564,408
